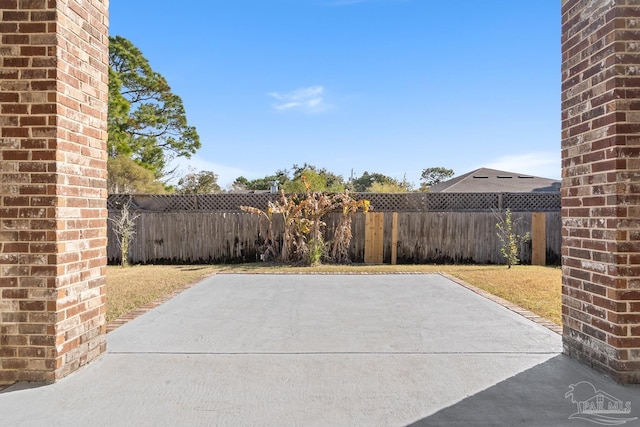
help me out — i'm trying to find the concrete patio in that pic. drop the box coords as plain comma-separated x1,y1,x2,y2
1,274,638,426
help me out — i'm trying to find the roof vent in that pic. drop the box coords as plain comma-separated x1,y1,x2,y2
518,175,534,179
497,175,513,179
473,175,488,179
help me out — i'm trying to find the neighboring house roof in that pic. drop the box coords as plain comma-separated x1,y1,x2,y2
429,168,560,193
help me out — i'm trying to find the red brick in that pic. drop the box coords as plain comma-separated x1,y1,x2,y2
0,0,108,383
563,1,640,383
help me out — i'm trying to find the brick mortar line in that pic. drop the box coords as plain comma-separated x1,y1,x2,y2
438,273,563,335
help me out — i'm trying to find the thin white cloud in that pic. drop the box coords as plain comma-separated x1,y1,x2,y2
481,152,561,180
268,86,328,113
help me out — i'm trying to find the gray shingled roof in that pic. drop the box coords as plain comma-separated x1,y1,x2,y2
429,168,560,193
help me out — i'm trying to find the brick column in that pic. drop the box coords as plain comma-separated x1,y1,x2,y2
0,0,108,384
562,0,640,383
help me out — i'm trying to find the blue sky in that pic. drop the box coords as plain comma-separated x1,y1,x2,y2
109,0,560,188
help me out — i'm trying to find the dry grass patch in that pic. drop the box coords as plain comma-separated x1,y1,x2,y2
436,265,561,325
106,263,561,325
106,265,218,322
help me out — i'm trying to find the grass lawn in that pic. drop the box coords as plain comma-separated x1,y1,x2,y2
106,265,219,322
106,263,562,325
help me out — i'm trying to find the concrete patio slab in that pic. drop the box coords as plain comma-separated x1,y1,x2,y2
1,273,638,426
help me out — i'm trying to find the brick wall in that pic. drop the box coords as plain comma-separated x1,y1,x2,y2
0,0,108,384
561,0,640,383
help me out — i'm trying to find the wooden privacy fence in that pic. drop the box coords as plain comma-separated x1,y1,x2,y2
107,210,561,265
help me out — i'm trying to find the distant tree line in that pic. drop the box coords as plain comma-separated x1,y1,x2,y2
230,165,454,194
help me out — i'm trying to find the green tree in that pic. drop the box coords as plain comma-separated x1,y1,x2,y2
233,170,289,191
177,171,222,194
351,171,413,192
420,167,454,191
229,176,251,192
107,155,167,194
236,165,345,193
283,169,337,193
495,209,530,269
283,164,345,193
367,181,410,193
108,35,201,181
350,171,397,192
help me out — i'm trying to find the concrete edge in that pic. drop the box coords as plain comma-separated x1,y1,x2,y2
105,272,218,333
438,272,562,335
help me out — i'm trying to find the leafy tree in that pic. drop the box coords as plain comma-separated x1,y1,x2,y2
283,164,345,193
420,167,454,191
236,165,345,193
177,171,222,194
107,155,167,194
283,169,344,193
350,171,397,192
229,176,251,192
351,171,413,192
233,170,290,191
293,164,345,191
108,35,200,181
495,209,530,269
367,181,410,193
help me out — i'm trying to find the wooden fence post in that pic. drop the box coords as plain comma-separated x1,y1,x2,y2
391,212,398,265
531,212,546,266
364,212,384,264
